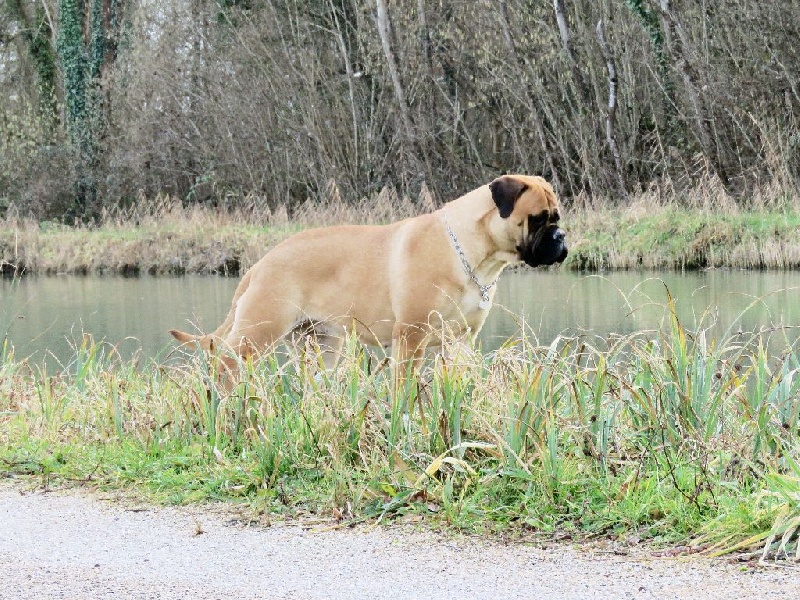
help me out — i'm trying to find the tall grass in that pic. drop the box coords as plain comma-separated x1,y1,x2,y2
2,178,799,275
1,302,799,557
0,185,428,276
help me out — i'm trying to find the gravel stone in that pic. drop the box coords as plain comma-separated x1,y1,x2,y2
1,482,796,599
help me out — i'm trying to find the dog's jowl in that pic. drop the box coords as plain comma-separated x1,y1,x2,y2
171,174,567,375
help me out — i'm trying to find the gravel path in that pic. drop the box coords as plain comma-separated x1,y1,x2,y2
1,481,796,599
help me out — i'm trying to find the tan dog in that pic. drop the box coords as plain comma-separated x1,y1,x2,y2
170,175,567,376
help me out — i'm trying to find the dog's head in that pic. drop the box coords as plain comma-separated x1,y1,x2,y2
489,175,568,268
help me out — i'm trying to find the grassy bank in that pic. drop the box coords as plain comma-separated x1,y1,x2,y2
2,302,799,558
2,182,800,276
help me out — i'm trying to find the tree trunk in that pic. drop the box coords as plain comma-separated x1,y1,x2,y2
553,0,575,63
551,0,591,107
7,0,59,133
57,0,94,220
416,0,433,73
375,0,415,146
328,0,360,175
595,20,627,200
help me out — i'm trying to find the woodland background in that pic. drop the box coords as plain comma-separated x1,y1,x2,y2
1,0,799,221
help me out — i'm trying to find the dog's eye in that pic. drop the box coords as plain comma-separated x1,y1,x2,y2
528,214,548,229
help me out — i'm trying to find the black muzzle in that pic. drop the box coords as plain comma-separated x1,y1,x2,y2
517,224,568,268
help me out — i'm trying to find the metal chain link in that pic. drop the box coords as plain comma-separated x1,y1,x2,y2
442,213,497,307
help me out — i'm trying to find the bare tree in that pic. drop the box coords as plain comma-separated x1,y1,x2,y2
375,0,414,147
553,0,575,63
496,0,562,190
595,19,627,200
3,0,799,217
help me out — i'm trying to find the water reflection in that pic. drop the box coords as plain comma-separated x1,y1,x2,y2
484,270,800,348
2,270,799,364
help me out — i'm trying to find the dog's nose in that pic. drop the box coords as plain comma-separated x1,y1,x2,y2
552,228,566,242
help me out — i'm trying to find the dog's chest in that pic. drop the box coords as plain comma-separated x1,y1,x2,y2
446,286,494,333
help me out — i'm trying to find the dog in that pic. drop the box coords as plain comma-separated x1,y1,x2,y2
170,174,567,378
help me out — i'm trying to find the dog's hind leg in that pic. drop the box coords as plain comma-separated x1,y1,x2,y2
314,330,346,371
290,321,346,373
216,298,300,383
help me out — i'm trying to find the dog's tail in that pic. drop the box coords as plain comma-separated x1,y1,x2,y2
169,329,216,352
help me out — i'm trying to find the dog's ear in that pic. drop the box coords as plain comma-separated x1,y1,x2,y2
489,176,528,218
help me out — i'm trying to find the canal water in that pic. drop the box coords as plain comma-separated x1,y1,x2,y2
2,270,799,364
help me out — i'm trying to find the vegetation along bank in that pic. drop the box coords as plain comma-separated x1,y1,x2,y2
2,182,800,277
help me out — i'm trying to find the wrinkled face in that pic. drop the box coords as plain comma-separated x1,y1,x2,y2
489,175,568,268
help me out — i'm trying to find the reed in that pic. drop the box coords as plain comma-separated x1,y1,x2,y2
2,179,799,276
1,299,799,557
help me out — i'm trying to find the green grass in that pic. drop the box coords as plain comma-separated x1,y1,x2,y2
567,207,800,270
2,298,799,558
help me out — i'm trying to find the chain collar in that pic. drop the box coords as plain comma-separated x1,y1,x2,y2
442,213,497,309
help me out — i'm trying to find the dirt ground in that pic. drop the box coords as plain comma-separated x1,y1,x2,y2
1,480,796,599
